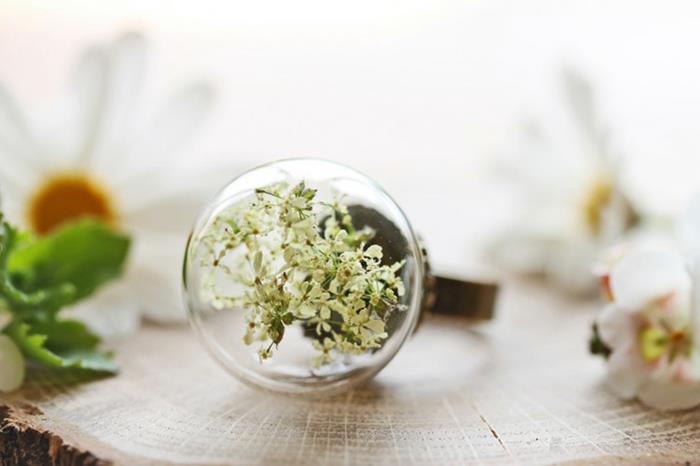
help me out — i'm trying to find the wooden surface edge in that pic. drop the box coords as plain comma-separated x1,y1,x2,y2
0,402,111,466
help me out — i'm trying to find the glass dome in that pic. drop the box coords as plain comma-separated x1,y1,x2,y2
183,159,424,395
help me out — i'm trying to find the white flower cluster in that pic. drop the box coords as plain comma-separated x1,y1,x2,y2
198,182,406,367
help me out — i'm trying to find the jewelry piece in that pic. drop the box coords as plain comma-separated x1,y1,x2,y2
183,159,497,395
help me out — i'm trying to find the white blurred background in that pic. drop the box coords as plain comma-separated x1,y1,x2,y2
2,0,700,272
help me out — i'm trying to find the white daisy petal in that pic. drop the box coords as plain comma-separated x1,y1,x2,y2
120,164,237,231
0,335,25,392
0,83,45,168
69,44,110,165
124,190,208,233
98,81,214,190
63,281,142,339
109,32,148,97
0,176,30,216
1,32,215,338
130,266,187,323
563,68,595,138
121,82,214,173
127,232,188,322
598,188,629,242
610,249,689,312
77,32,147,168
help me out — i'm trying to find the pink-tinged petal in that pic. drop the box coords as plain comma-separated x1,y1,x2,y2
610,249,689,312
638,379,700,411
680,194,700,256
604,345,647,399
597,304,636,350
689,257,700,338
0,335,25,392
685,351,700,382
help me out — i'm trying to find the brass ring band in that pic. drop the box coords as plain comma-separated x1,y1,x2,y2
345,205,498,327
419,239,498,325
423,274,498,321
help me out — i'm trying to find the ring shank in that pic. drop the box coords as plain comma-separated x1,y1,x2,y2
425,275,497,321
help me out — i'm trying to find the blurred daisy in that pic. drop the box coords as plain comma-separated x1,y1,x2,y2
0,32,223,336
489,69,642,296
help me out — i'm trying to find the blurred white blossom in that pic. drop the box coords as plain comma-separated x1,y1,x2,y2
594,250,700,410
0,32,229,336
591,197,700,410
489,69,647,296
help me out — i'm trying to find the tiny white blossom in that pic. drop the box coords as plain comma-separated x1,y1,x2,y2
197,181,407,366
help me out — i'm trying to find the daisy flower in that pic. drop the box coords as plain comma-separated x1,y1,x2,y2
593,249,700,410
489,69,642,296
0,32,220,336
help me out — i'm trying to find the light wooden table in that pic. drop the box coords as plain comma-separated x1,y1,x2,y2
2,280,699,465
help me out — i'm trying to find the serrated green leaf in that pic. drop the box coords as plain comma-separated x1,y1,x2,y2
6,320,117,373
8,220,130,306
52,348,118,373
29,319,100,351
0,220,76,313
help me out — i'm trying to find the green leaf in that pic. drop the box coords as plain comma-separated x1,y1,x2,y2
0,222,77,316
589,323,611,359
8,220,130,306
6,321,117,373
28,319,100,352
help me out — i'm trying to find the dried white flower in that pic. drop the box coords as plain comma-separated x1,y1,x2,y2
198,181,406,367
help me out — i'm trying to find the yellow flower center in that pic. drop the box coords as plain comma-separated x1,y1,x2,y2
639,326,691,363
582,176,613,235
28,173,116,235
581,175,639,236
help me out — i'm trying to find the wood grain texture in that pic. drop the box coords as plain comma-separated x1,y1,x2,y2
2,280,700,465
0,404,109,466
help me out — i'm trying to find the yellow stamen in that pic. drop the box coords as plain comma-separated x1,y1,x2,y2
582,176,613,235
582,174,639,236
639,326,668,362
28,173,116,235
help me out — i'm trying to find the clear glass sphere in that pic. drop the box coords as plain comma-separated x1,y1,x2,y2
183,159,424,395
